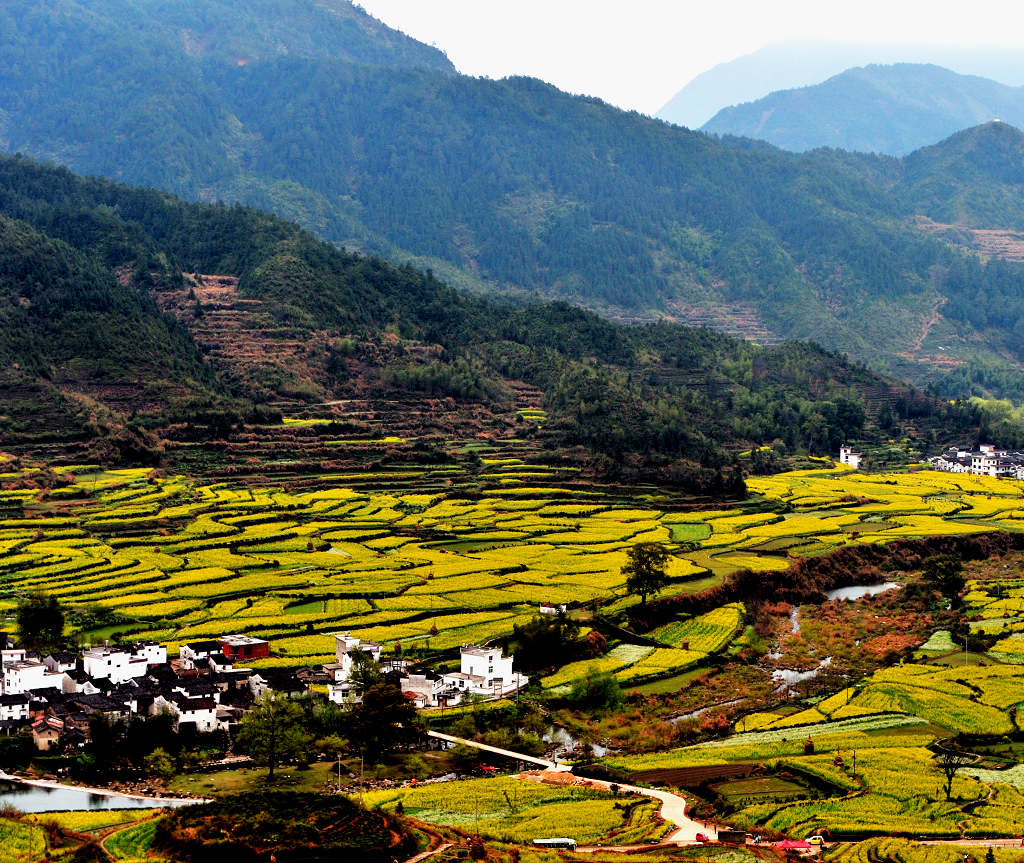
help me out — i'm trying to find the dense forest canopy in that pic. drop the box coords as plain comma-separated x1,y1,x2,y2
0,154,982,480
2,2,1024,398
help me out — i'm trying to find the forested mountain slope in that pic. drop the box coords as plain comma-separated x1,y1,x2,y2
5,3,1024,397
702,64,1024,156
0,155,974,479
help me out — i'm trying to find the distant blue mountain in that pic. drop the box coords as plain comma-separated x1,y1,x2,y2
699,63,1024,156
658,41,1024,129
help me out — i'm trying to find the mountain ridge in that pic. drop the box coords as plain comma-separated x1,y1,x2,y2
3,152,967,483
5,4,1024,399
657,42,1024,128
702,63,1024,156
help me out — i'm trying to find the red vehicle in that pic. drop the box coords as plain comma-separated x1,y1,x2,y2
695,833,710,843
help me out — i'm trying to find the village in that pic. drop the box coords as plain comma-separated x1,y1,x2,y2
927,442,1024,477
0,627,527,753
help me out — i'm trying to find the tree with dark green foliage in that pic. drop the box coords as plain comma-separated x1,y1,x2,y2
0,149,992,478
16,592,64,649
235,691,309,780
345,682,421,763
143,747,176,780
512,612,581,671
622,542,671,604
347,648,385,695
922,555,966,608
448,742,481,773
568,669,623,711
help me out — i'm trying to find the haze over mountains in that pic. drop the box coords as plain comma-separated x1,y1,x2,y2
657,41,1024,129
6,2,1024,404
702,64,1024,156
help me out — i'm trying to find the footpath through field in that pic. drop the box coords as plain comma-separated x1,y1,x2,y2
516,771,706,847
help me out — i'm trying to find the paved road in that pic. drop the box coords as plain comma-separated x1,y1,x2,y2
579,777,707,843
517,772,705,845
425,730,570,771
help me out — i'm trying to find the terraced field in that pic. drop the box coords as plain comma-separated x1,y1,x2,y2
607,653,1024,838
360,775,668,845
3,454,1024,845
4,459,1024,680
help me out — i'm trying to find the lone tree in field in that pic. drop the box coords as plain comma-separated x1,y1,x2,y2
934,746,976,801
17,593,65,650
236,691,308,780
622,541,670,604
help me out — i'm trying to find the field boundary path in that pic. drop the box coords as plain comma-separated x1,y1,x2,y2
403,842,454,863
425,730,568,771
517,771,706,846
578,777,707,844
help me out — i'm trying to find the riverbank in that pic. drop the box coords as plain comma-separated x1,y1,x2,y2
0,769,203,808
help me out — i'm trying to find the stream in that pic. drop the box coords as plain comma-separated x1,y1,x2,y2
543,725,610,759
766,582,899,690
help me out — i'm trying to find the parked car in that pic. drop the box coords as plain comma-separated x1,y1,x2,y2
808,835,827,846
695,833,710,843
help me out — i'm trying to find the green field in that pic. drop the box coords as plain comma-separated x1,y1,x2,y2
360,776,668,845
2,460,1024,846
2,462,1024,681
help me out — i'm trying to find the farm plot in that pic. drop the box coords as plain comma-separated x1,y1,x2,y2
359,775,667,845
3,461,1024,682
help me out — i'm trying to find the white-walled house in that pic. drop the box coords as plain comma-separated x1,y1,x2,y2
2,659,48,695
151,694,219,733
60,671,100,695
326,632,382,705
81,647,149,684
0,640,26,665
333,632,382,675
43,652,77,674
441,645,526,700
930,444,1024,478
178,640,223,670
134,643,167,665
249,674,270,699
838,445,862,470
399,670,447,709
0,693,30,722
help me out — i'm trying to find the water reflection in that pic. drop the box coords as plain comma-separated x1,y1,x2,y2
0,779,188,813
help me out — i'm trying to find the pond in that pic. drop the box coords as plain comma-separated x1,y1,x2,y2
0,778,191,813
824,582,900,602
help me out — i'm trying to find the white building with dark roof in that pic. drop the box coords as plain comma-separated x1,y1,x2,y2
3,659,48,695
441,645,526,700
81,647,149,685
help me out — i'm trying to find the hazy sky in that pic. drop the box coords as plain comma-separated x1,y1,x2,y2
357,0,1024,115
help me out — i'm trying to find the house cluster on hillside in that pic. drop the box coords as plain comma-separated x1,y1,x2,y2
928,443,1024,478
1,624,528,751
0,632,302,752
324,633,527,709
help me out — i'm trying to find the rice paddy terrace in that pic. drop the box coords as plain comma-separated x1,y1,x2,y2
0,455,1022,669
2,450,1024,844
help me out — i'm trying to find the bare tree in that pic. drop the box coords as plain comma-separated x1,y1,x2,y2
934,748,976,801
